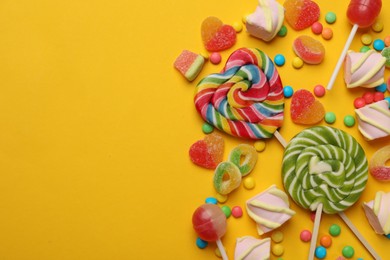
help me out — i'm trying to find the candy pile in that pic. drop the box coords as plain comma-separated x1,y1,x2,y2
174,0,390,259
300,222,370,259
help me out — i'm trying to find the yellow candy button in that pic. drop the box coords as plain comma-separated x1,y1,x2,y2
292,57,304,69
254,140,266,152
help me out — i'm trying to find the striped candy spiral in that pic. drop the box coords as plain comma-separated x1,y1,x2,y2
194,48,284,139
282,126,368,214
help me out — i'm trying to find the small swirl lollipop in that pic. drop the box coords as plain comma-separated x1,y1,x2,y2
194,48,284,140
281,126,379,259
327,0,382,90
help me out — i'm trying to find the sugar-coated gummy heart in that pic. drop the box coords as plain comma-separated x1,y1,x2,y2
201,17,223,44
204,133,224,167
174,50,205,81
369,145,390,181
293,35,325,64
290,89,325,124
189,133,224,169
284,0,320,30
201,16,237,52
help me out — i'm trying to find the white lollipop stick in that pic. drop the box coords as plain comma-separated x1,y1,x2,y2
274,130,287,148
326,24,359,90
308,204,323,260
216,239,228,260
338,212,382,260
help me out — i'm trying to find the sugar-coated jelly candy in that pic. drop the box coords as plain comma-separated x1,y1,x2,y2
201,17,236,52
192,204,227,242
174,50,205,81
290,89,325,124
347,0,382,28
369,145,390,181
284,0,320,30
213,161,242,195
189,133,224,169
293,35,325,64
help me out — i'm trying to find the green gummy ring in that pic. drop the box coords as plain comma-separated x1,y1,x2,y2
213,161,242,195
228,144,258,176
281,126,368,214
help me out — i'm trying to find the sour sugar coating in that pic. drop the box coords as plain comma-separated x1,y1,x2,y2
228,144,258,176
194,48,284,139
284,0,320,30
363,191,390,235
344,50,386,88
355,100,390,141
235,236,271,259
282,126,368,214
369,145,390,181
347,0,382,28
174,50,205,81
201,17,237,52
192,204,227,242
293,35,325,64
246,0,285,42
213,161,242,195
246,185,296,235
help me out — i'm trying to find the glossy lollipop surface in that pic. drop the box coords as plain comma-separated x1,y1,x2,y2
192,204,227,242
347,0,382,28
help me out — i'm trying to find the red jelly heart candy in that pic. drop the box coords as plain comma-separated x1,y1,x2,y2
201,17,236,52
284,0,320,30
189,133,224,169
290,89,325,124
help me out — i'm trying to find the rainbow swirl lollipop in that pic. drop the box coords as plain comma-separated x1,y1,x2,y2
194,48,284,139
282,126,368,214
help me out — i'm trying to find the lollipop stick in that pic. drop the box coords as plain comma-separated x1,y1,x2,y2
216,239,229,260
326,24,359,90
274,130,287,148
308,203,323,260
338,212,381,260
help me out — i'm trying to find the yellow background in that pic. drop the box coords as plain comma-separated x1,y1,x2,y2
0,0,389,259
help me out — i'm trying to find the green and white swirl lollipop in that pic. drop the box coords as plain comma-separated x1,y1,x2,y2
282,126,368,214
281,126,379,259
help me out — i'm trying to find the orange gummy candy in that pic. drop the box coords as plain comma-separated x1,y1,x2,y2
201,17,223,45
189,132,224,169
204,133,224,166
201,16,236,52
293,35,325,64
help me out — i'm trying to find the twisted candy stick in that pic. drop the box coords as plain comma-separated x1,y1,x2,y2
281,126,380,260
194,48,284,139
